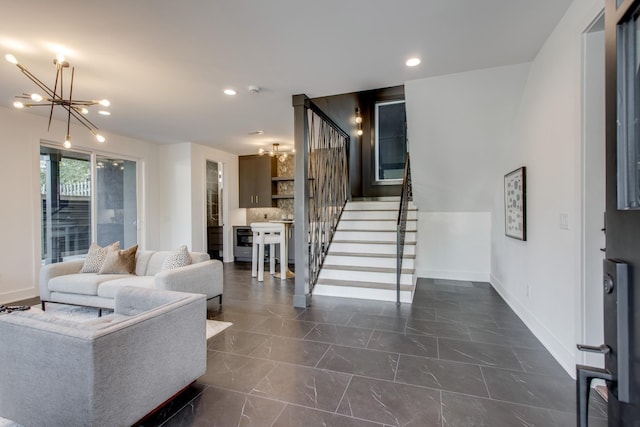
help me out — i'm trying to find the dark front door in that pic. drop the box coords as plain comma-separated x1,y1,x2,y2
602,0,640,424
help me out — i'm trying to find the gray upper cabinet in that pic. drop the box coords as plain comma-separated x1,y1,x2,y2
239,155,276,208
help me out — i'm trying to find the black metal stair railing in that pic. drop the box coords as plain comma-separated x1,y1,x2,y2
292,95,350,308
396,154,412,304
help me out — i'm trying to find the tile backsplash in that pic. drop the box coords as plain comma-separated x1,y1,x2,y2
246,207,293,224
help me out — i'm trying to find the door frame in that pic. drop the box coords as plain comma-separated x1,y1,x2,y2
579,10,606,368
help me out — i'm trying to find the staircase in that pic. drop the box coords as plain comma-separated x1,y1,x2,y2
312,198,418,303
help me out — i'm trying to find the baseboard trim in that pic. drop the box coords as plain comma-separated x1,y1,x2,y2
0,287,38,305
416,269,490,282
490,274,576,379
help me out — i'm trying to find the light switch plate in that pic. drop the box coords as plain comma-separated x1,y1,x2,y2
559,213,569,230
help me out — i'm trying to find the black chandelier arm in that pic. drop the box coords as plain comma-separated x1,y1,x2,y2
15,64,57,100
68,107,100,133
48,68,60,131
66,67,74,138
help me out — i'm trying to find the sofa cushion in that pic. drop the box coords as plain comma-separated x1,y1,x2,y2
135,251,155,276
145,252,171,276
80,242,119,273
99,244,138,274
49,273,131,296
97,276,154,299
162,245,192,271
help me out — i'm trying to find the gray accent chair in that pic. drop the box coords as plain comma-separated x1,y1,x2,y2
0,287,207,427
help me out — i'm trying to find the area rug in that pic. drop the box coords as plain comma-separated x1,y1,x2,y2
27,303,232,340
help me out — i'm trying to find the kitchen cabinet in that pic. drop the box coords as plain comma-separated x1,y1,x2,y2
239,155,276,208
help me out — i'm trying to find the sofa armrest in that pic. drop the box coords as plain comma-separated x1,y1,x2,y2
153,259,223,299
39,259,85,301
114,286,197,316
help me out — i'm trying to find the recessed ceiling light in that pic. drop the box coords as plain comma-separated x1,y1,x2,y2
98,110,111,116
224,89,237,96
249,130,264,135
406,57,421,67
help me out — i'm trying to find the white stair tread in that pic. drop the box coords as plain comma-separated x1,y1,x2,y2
314,278,414,292
331,240,416,245
321,264,415,275
328,252,416,259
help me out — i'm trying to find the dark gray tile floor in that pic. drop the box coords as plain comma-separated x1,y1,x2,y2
11,263,608,426
138,263,609,427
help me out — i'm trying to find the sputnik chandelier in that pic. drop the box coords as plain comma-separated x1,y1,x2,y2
5,53,109,148
258,143,294,162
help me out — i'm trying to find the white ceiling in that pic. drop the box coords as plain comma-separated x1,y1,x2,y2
0,0,573,155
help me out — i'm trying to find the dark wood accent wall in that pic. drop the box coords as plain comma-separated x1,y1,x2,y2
312,85,405,198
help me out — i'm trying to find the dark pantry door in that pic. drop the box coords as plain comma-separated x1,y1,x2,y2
602,0,640,424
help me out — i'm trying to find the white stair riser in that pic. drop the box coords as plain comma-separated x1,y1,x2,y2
333,230,417,242
341,210,418,221
337,220,417,231
318,269,413,285
324,255,415,269
313,284,414,303
329,242,416,255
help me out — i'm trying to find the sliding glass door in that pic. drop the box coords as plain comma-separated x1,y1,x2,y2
40,147,92,264
40,145,138,264
96,156,137,248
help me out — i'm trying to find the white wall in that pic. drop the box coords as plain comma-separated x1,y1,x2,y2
158,143,193,250
0,106,161,304
415,212,491,281
491,0,603,375
405,63,531,281
158,142,241,262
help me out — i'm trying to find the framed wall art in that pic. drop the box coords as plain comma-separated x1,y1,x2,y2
504,166,526,241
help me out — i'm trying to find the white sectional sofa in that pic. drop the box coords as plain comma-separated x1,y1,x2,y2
39,249,223,311
0,286,207,427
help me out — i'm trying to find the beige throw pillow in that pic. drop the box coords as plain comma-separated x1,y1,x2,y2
80,241,120,273
161,245,192,271
98,244,138,275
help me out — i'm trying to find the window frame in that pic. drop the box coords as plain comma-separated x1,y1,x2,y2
374,99,407,184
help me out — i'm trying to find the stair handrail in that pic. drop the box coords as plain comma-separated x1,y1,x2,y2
396,153,412,304
292,94,350,308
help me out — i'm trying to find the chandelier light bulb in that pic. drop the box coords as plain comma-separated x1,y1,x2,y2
95,134,106,143
56,53,66,63
357,129,363,136
31,93,43,102
5,54,17,64
13,101,24,109
355,116,362,124
98,99,110,107
80,108,89,115
258,148,265,155
63,137,71,149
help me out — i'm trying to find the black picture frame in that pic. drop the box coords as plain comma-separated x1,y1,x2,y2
504,167,526,241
